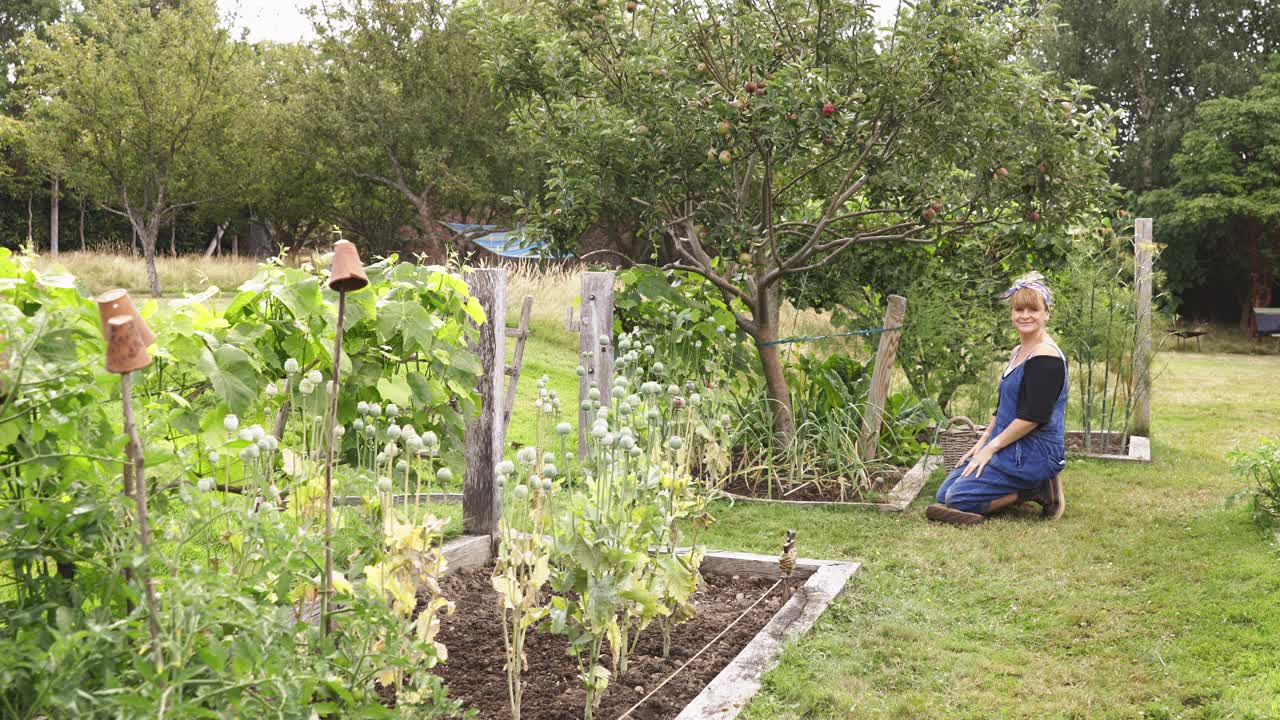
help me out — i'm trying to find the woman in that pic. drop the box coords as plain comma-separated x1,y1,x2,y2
926,272,1068,526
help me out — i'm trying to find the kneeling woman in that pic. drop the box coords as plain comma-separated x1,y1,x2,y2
927,273,1067,526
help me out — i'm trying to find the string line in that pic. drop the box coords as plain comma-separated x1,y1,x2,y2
615,578,786,720
755,324,903,348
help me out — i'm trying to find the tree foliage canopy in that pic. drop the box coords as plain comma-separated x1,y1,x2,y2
487,0,1116,431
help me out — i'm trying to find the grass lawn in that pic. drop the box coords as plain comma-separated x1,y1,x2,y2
705,352,1280,720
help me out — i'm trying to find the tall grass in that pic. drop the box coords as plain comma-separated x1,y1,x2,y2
34,251,260,296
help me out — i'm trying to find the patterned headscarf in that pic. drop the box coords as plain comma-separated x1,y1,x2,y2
1000,271,1053,310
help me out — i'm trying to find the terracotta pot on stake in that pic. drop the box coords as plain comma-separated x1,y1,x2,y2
101,309,162,665
321,240,369,637
96,288,157,347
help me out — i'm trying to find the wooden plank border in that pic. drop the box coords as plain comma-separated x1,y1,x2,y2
718,454,941,512
675,551,860,720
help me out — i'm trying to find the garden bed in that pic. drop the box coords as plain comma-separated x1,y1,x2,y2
1066,430,1151,462
718,454,941,511
422,541,858,720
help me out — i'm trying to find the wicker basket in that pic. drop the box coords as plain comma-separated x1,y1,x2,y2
937,416,984,471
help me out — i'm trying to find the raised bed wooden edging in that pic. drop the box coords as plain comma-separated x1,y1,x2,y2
440,542,859,720
719,454,941,512
1067,431,1151,463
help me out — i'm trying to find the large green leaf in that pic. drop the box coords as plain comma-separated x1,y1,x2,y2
196,345,259,415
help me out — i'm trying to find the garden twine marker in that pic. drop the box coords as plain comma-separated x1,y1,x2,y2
99,303,162,666
321,239,369,637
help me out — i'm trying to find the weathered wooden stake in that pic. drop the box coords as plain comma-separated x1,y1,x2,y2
320,293,345,638
321,240,369,638
1132,218,1154,437
120,373,162,660
577,272,615,457
464,268,505,536
501,294,534,443
858,294,907,462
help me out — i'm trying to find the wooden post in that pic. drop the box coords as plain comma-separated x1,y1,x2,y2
1132,218,1154,437
577,272,615,457
464,268,505,536
858,294,907,462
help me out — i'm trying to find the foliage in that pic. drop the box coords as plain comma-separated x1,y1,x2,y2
305,0,534,258
1229,439,1280,527
487,0,1117,434
1143,57,1280,328
19,0,256,296
1044,0,1280,193
0,246,484,718
614,265,754,382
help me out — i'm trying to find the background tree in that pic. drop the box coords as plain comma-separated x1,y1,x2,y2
306,0,530,260
488,0,1115,434
1044,1,1280,320
1046,0,1280,193
1145,58,1280,329
20,0,253,295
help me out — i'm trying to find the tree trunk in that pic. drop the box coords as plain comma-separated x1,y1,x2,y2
755,335,795,437
169,218,176,256
232,232,238,256
78,197,86,250
205,222,227,257
50,178,60,256
412,198,447,264
26,192,33,246
129,213,164,297
749,284,795,436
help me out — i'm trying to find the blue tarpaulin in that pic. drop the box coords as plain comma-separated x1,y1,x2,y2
444,223,562,260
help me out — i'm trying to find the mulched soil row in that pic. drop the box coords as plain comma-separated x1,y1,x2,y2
424,566,793,720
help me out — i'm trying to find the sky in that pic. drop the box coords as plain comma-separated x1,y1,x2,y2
218,0,901,44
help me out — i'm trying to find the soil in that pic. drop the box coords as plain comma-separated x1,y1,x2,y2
1065,431,1129,455
720,466,904,503
422,566,793,720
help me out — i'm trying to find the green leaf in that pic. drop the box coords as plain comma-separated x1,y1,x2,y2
197,345,259,415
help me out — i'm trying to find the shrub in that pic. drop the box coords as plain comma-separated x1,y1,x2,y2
1230,440,1280,526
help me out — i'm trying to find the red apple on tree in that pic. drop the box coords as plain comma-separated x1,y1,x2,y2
1028,210,1041,223
996,167,1009,177
821,102,835,117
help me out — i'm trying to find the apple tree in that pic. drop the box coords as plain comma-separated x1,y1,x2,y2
486,0,1116,434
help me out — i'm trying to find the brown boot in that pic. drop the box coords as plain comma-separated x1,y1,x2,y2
925,503,985,526
1038,475,1066,521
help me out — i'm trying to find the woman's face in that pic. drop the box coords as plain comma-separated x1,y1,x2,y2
1011,301,1048,338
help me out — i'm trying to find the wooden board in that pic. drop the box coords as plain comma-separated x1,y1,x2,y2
333,492,464,507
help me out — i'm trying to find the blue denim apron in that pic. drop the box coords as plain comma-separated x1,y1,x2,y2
935,344,1068,514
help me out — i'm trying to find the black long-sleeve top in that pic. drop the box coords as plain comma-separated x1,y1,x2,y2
1012,356,1065,424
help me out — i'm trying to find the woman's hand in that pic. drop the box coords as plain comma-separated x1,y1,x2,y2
956,438,982,465
963,443,998,478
